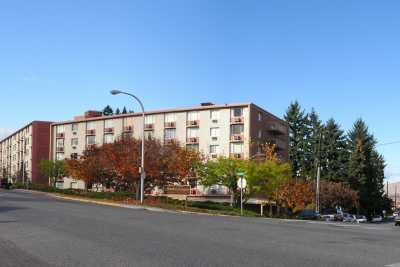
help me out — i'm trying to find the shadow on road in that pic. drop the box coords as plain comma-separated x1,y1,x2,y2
0,206,27,213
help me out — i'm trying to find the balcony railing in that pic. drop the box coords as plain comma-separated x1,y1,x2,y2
123,126,133,133
230,153,244,159
104,127,114,133
187,137,199,144
230,117,244,124
86,129,96,136
268,124,286,135
144,123,154,130
56,147,64,153
164,122,176,128
56,133,65,139
186,120,199,127
230,134,244,142
164,139,176,145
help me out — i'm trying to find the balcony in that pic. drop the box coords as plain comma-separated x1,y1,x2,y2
104,127,114,133
230,117,244,124
123,126,133,133
186,120,199,127
268,124,286,135
144,124,154,130
86,144,96,150
164,139,176,145
86,129,96,136
230,153,244,159
269,139,288,150
230,134,244,142
56,133,65,139
164,122,176,128
186,137,199,144
56,147,64,153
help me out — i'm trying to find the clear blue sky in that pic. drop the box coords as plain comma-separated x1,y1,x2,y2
1,1,400,180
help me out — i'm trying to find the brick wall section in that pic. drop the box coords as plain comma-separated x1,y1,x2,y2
249,104,289,162
31,121,52,184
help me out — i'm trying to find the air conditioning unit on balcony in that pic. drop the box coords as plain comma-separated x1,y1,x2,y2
187,137,199,144
233,153,242,159
165,122,176,128
104,128,114,133
211,154,218,159
72,131,77,135
233,135,243,141
86,129,96,135
72,146,77,150
212,119,218,123
56,133,65,138
124,126,133,132
187,120,199,127
211,137,218,141
231,117,244,123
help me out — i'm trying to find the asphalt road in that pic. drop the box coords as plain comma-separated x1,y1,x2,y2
1,190,400,267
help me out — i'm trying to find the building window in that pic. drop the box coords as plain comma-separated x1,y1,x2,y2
230,143,244,154
231,124,244,135
86,121,96,130
145,115,155,125
145,131,154,140
86,135,96,145
104,134,114,144
104,120,113,129
187,128,199,138
210,110,220,121
56,125,65,134
164,128,176,140
71,123,78,132
186,144,199,151
210,127,220,140
56,153,65,161
232,108,243,117
187,111,199,121
210,145,219,154
165,113,176,123
71,138,79,146
70,153,78,160
56,139,64,148
258,112,262,121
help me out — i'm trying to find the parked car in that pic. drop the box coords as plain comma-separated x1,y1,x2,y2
354,215,367,223
395,216,400,226
371,216,383,223
342,213,356,223
321,214,335,221
298,210,321,220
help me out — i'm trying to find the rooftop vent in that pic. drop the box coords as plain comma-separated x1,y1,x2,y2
201,102,214,107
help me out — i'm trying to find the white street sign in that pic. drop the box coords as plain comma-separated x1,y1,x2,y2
237,178,247,189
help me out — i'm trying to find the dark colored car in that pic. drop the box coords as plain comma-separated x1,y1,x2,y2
0,179,10,189
298,209,320,220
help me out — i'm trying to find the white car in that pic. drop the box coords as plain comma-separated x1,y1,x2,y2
371,216,383,223
354,215,367,223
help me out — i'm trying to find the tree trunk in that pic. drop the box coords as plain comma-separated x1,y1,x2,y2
230,191,234,207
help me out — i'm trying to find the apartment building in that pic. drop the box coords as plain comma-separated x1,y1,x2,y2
50,102,288,167
0,121,52,184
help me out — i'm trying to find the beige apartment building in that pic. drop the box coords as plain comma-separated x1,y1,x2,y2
0,121,52,184
50,103,289,190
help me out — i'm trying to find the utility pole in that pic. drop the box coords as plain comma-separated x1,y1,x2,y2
395,185,398,209
315,131,322,214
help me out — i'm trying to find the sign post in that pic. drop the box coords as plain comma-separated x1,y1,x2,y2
237,172,247,216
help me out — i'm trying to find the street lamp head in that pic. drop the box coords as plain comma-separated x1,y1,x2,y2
110,89,123,95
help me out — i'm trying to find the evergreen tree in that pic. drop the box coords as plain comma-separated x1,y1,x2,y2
284,101,309,179
103,105,114,116
305,108,323,179
115,108,121,115
321,119,349,182
122,107,128,114
347,119,385,217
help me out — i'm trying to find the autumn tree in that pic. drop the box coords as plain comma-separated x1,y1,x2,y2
276,180,315,213
319,181,359,211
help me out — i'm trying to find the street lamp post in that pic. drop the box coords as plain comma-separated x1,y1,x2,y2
110,89,146,204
